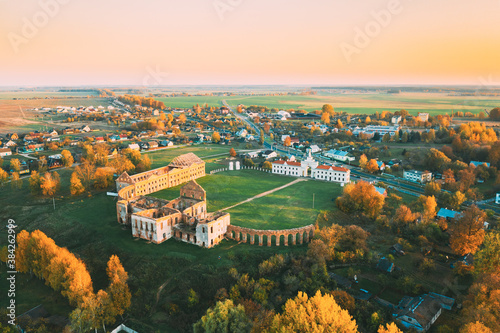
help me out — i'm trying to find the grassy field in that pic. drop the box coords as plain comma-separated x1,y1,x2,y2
157,92,500,116
0,165,310,331
226,179,341,229
153,170,340,230
152,170,294,212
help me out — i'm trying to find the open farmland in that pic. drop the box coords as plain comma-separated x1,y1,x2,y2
157,92,500,116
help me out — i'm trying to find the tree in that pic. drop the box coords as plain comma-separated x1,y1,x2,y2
460,322,492,333
424,182,441,196
109,154,135,175
178,114,187,124
487,107,500,120
193,299,251,333
9,158,21,173
382,133,391,143
418,195,437,221
449,191,466,210
70,172,85,196
268,290,358,333
243,158,255,167
94,168,114,189
10,172,22,190
336,181,385,219
212,131,221,143
359,154,368,169
60,149,74,168
457,168,476,192
365,159,380,173
106,255,131,319
0,169,8,187
75,160,96,191
378,323,402,333
425,148,451,172
475,231,500,275
262,161,272,170
136,155,151,173
229,148,237,157
284,136,292,147
401,132,408,143
393,205,417,226
336,119,343,129
321,112,330,125
450,205,487,255
40,172,58,197
322,104,335,116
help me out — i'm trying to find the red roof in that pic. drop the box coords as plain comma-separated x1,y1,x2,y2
316,165,349,172
272,160,301,167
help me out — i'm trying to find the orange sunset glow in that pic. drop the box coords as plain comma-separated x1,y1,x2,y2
1,0,500,86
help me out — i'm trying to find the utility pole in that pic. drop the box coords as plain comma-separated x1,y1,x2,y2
53,197,56,210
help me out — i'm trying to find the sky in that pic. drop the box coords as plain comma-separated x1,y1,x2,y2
1,0,500,86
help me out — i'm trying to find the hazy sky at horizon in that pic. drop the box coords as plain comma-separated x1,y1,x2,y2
1,0,500,86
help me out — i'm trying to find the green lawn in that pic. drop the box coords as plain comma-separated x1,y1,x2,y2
152,169,294,212
226,179,341,229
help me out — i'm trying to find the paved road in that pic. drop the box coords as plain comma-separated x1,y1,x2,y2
222,100,261,135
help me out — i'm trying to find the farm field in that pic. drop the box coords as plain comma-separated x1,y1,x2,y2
157,92,500,116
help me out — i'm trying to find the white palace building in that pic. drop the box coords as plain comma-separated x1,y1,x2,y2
272,148,350,184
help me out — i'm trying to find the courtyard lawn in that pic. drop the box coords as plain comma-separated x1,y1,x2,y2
152,169,294,212
143,144,234,169
226,179,342,229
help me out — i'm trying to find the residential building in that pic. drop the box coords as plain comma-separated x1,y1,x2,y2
418,113,429,122
323,149,355,162
352,125,400,137
261,150,277,159
391,116,402,124
436,208,460,220
403,170,432,183
496,193,500,205
0,148,12,157
128,143,140,151
309,145,321,153
311,165,350,183
393,293,454,332
470,161,490,168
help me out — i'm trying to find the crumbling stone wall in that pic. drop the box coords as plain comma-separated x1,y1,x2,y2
226,224,315,246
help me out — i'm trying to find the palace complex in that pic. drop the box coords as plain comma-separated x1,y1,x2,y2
116,153,229,248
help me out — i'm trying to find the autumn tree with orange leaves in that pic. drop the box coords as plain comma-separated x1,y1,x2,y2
267,290,358,333
336,181,385,219
449,205,487,255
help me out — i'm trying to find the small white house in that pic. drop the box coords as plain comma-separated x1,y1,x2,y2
0,148,12,157
496,193,500,205
128,143,140,151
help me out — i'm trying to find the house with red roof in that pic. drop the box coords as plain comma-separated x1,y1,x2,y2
311,165,350,184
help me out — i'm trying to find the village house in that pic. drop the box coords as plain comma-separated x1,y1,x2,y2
418,112,429,122
393,293,454,332
469,161,490,168
0,147,12,157
404,170,432,183
323,149,355,162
